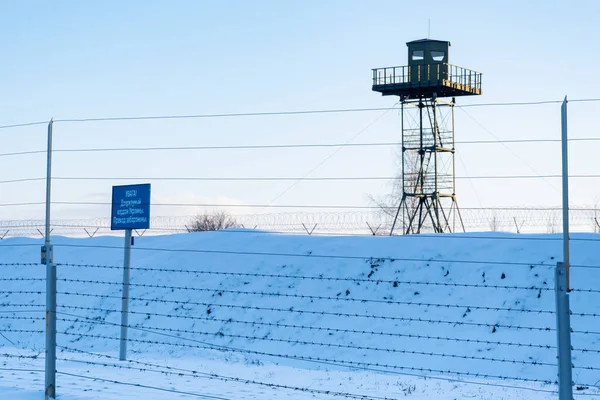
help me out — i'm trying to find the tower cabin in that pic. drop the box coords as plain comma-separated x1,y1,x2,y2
372,39,482,98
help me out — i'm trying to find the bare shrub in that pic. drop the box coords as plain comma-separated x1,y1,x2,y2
187,211,239,232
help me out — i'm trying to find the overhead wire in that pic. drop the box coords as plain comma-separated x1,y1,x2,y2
0,121,48,130
0,98,597,130
6,174,600,185
52,106,398,124
3,136,600,159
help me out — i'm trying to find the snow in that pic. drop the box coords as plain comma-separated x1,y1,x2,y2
1,231,599,399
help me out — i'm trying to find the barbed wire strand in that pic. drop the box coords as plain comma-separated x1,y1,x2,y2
58,303,555,333
56,288,557,315
47,243,555,268
56,370,232,400
57,330,559,385
0,277,45,283
0,316,44,321
56,267,552,291
0,307,45,313
57,312,556,365
0,353,43,360
0,367,44,373
55,345,563,396
56,353,397,400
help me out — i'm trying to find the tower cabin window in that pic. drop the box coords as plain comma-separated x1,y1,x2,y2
431,51,445,62
412,50,424,61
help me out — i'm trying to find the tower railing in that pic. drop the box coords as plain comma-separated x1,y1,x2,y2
372,63,482,93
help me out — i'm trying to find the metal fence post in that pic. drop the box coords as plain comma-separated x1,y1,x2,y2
555,262,573,400
561,96,570,290
556,96,573,400
43,119,56,399
120,229,132,360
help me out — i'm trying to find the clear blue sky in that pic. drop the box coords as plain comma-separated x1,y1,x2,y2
1,0,600,221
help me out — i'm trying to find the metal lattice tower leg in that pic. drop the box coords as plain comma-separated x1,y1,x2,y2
390,96,464,235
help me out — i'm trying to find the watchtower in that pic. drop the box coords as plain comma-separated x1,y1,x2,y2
372,39,482,234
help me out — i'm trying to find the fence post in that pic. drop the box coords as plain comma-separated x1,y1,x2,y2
43,119,56,399
561,96,570,289
555,262,573,400
556,96,573,400
120,229,133,360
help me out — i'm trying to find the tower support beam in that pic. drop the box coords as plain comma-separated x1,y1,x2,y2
390,97,463,235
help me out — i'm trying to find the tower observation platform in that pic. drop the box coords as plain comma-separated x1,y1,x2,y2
372,39,482,99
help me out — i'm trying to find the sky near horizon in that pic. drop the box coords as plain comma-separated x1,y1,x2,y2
1,0,600,221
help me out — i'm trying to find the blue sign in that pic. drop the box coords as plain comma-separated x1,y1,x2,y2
111,183,151,230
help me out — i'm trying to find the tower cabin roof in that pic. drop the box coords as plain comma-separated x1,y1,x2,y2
406,38,451,46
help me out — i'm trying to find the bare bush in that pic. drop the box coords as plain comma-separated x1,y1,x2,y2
187,211,239,232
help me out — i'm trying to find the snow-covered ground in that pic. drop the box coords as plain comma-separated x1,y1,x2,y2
1,231,599,399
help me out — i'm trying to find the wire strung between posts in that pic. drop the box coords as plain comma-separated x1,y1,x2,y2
58,303,554,333
0,316,44,322
0,178,45,184
0,291,45,296
0,329,44,334
64,319,556,369
0,354,43,361
56,345,563,396
1,98,598,130
0,121,48,130
16,174,600,182
0,278,46,283
53,106,398,124
0,263,42,267
571,288,600,294
57,331,557,385
570,263,600,269
57,288,557,315
57,313,554,366
52,242,553,268
56,264,552,291
0,306,45,313
56,370,233,400
572,328,600,336
0,98,597,135
56,355,396,400
4,136,600,158
0,367,45,373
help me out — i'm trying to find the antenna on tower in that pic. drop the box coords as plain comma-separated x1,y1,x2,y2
428,19,430,38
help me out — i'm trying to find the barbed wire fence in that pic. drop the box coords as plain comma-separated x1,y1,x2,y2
1,98,600,398
2,249,600,398
2,206,600,238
